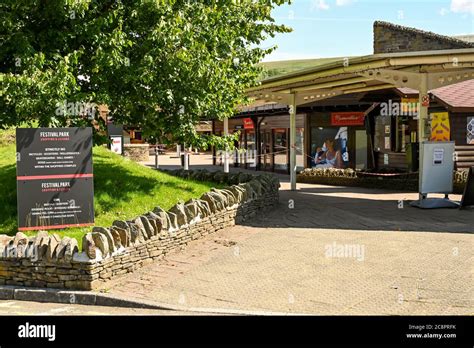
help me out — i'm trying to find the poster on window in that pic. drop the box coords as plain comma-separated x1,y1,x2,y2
467,117,474,145
311,127,349,169
430,112,450,142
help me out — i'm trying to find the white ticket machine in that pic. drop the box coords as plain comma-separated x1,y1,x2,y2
411,141,459,209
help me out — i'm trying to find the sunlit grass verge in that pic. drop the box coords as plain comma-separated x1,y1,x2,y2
0,143,221,249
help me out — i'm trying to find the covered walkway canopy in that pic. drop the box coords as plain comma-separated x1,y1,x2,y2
245,48,474,190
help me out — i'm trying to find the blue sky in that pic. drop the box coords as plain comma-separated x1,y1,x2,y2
262,0,474,61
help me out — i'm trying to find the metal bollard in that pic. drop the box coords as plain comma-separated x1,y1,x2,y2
184,152,189,171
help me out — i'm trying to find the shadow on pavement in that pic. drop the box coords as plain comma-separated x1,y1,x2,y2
143,158,473,235
240,184,474,234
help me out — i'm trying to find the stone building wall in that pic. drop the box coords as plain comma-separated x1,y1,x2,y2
0,170,279,290
374,21,474,54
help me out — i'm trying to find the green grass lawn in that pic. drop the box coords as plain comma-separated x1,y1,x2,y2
0,136,221,249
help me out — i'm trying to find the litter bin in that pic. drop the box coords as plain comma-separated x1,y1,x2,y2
406,142,419,172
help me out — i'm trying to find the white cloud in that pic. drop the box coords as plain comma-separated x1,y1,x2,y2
439,7,449,15
450,0,474,14
311,0,330,11
336,0,353,6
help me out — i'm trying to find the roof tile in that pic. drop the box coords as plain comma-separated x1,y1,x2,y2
431,79,474,109
397,79,474,109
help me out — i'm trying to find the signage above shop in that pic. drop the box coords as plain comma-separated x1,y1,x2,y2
243,118,254,130
331,112,365,126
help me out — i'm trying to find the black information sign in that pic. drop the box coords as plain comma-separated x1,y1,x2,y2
16,127,95,231
460,166,474,209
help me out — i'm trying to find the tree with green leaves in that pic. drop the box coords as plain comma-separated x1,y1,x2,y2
0,0,291,148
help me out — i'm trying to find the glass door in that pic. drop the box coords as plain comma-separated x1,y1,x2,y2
273,129,288,172
246,131,256,167
260,131,272,171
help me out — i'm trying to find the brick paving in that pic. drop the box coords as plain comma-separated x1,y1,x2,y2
100,154,474,315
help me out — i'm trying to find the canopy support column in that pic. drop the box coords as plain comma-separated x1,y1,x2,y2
289,93,297,191
418,73,429,142
418,73,429,200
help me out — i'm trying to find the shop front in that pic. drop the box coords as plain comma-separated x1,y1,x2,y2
371,97,420,171
309,111,368,171
258,114,305,173
213,117,257,169
213,82,474,175
372,87,474,171
213,113,305,173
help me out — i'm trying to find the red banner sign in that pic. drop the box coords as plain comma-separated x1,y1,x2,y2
331,112,365,126
243,118,254,130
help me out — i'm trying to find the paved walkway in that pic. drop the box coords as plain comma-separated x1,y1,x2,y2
0,300,195,316
144,151,274,174
99,154,474,315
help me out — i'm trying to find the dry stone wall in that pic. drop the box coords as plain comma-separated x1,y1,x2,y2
0,170,279,290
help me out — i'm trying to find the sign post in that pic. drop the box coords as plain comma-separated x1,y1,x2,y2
155,148,159,169
16,127,95,231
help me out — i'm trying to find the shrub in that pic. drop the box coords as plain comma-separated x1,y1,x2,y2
299,167,357,178
297,168,468,194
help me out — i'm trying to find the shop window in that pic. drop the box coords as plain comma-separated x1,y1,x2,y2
467,117,474,145
375,115,418,153
260,131,272,170
374,116,392,152
296,128,304,169
246,131,256,167
310,127,349,169
129,130,144,144
273,129,288,171
232,131,244,165
396,117,412,152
